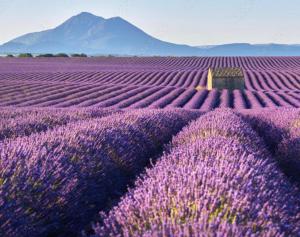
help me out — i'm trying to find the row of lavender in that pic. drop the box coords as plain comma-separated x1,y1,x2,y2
0,108,299,236
1,57,300,72
0,108,199,236
1,69,300,90
243,108,300,186
1,83,300,109
95,109,300,236
0,107,118,141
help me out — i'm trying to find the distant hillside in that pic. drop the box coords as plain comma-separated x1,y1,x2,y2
197,43,300,56
0,12,200,56
0,12,300,56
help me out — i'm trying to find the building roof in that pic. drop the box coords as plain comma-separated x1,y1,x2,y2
209,68,244,78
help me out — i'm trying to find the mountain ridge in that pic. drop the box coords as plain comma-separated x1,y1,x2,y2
1,12,300,56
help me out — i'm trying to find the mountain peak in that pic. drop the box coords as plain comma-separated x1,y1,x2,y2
108,16,124,21
77,12,95,17
74,12,102,19
70,12,104,21
55,12,104,33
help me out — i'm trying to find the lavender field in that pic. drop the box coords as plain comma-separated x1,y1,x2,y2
1,57,300,109
0,57,300,237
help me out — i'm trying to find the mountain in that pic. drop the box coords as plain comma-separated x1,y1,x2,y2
198,43,300,56
0,12,300,56
0,12,200,56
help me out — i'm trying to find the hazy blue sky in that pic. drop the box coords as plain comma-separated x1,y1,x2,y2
0,0,299,45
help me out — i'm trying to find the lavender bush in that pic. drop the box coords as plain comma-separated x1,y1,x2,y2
242,108,300,185
0,108,117,142
0,109,199,236
95,109,300,237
